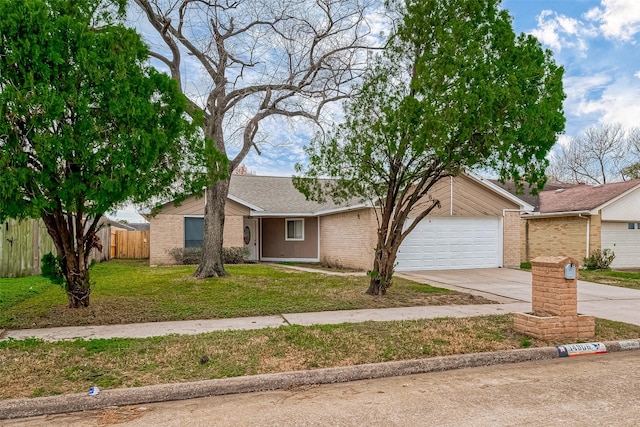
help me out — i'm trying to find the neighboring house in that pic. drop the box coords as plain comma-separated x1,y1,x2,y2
517,180,640,268
103,218,138,232
147,174,530,271
128,223,150,231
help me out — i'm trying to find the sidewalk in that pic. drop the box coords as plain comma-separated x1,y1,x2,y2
2,303,531,342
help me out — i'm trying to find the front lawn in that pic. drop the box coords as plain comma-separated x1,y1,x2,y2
1,315,638,400
0,260,491,329
578,269,640,290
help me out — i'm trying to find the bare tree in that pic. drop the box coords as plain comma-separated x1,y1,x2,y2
622,127,640,179
549,123,629,184
132,0,378,278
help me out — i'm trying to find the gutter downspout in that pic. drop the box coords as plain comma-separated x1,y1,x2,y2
579,214,590,259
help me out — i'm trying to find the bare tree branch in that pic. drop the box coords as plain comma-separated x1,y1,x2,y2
131,0,380,277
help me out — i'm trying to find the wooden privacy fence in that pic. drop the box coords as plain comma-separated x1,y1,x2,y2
112,230,150,259
0,218,110,278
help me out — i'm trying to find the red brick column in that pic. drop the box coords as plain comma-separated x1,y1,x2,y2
514,256,595,341
531,256,578,317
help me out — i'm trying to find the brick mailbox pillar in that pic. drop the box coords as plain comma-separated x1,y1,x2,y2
514,256,595,340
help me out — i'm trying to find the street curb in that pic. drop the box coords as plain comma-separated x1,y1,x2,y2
1,339,639,420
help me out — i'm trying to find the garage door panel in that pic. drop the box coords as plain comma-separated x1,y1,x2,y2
396,217,501,271
601,222,640,268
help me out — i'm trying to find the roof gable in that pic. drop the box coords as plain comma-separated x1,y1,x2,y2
489,180,578,212
539,180,640,213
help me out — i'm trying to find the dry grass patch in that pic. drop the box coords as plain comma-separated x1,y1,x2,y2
1,315,639,400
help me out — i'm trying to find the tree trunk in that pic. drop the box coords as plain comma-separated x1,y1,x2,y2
366,243,397,296
41,212,93,308
194,179,229,278
63,254,91,308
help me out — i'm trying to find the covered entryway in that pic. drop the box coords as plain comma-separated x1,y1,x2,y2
396,217,502,271
601,222,640,268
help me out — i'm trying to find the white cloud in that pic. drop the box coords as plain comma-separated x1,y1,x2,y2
564,73,612,115
590,83,640,127
556,134,572,148
530,10,593,53
634,70,640,79
564,72,640,130
586,0,640,41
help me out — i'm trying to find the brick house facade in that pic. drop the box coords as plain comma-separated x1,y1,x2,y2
519,180,640,268
146,174,531,270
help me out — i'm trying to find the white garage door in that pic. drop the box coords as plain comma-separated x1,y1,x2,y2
396,217,502,271
601,222,640,268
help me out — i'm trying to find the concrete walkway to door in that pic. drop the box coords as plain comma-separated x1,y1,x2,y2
397,268,640,326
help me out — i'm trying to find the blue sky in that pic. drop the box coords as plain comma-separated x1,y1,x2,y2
242,0,640,176
114,0,640,221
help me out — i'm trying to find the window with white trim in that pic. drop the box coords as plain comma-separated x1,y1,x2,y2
185,217,204,247
285,218,304,241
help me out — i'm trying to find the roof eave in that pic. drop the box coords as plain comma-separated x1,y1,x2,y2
249,211,317,217
228,194,264,212
522,210,592,219
593,183,640,212
314,202,372,216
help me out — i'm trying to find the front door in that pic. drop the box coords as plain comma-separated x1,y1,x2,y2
243,218,258,261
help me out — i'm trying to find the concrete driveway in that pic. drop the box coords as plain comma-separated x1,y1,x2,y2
398,268,640,326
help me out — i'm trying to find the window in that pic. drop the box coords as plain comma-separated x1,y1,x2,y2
628,222,636,230
285,218,304,241
184,217,204,247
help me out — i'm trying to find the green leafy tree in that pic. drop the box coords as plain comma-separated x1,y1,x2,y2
0,0,217,307
294,0,565,295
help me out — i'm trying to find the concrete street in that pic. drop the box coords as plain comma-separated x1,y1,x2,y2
6,351,639,426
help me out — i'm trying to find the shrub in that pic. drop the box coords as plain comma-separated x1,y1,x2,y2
41,252,64,285
168,247,250,265
583,248,615,270
168,247,202,265
223,247,250,264
321,256,344,270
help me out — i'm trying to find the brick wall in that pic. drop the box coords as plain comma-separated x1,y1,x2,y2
149,214,244,265
521,215,600,266
319,209,377,270
149,214,183,265
514,256,595,340
502,211,521,267
225,215,244,248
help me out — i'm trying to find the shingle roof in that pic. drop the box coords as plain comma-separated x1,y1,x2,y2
538,179,640,213
489,180,578,212
229,175,356,214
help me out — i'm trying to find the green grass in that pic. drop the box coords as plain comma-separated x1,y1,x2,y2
0,260,491,329
579,269,640,290
0,275,56,312
1,315,638,400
